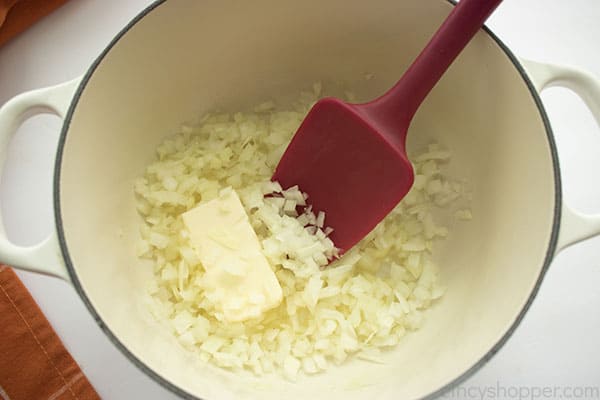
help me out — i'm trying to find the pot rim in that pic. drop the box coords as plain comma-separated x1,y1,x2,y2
52,0,562,399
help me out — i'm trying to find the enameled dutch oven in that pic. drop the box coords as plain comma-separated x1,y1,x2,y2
1,1,599,399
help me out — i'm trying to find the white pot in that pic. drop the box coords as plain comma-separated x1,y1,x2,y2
1,1,599,399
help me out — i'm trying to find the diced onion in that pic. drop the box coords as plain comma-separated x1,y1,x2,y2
134,84,468,380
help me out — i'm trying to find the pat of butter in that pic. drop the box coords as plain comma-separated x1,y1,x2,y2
182,187,283,322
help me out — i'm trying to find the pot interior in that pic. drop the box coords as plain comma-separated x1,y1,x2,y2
58,0,556,398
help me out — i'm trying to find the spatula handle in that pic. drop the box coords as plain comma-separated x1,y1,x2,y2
372,0,502,127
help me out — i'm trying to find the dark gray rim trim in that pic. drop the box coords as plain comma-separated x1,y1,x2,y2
53,1,562,399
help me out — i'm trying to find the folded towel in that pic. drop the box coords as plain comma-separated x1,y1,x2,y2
0,265,100,400
0,0,70,47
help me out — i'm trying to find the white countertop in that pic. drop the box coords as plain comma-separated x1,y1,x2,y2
1,1,599,399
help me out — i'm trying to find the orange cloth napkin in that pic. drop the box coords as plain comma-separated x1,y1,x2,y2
0,0,70,47
0,265,100,400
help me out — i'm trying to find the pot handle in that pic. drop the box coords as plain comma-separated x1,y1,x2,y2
521,59,600,252
0,77,81,280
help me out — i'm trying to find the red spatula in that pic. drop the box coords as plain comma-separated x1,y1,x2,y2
273,0,502,254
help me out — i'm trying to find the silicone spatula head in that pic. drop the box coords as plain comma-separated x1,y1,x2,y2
273,98,414,252
273,0,502,254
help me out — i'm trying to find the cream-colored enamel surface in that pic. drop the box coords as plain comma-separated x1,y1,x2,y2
58,0,556,399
